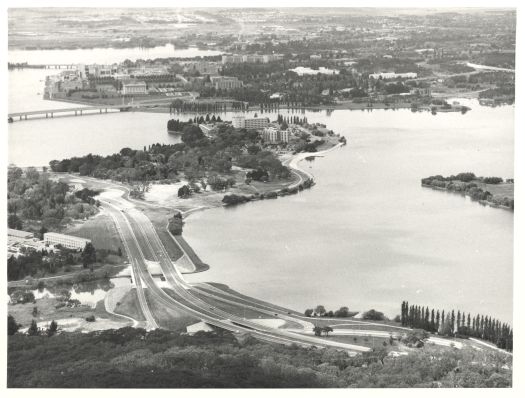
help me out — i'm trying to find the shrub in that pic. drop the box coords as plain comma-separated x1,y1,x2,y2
362,309,386,321
482,177,503,184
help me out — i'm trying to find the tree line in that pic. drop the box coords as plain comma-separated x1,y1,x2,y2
421,173,514,210
276,114,308,126
400,301,513,351
8,167,99,232
169,99,247,113
49,124,290,186
7,325,512,387
167,114,224,131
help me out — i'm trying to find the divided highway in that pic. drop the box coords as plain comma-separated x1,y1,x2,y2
98,190,371,353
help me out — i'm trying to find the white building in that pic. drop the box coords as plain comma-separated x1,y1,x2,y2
369,72,417,80
232,115,246,128
184,61,220,75
221,54,244,64
60,79,84,92
232,116,269,130
78,64,119,79
222,54,283,64
8,229,47,258
245,117,269,130
43,232,91,250
199,124,218,136
210,76,243,90
262,127,279,143
8,229,34,239
262,127,290,144
122,81,147,95
279,129,290,143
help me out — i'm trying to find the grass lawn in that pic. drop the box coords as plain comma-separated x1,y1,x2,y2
66,212,126,257
145,289,200,331
142,207,185,262
8,298,95,328
173,235,208,272
114,289,146,322
11,264,127,289
320,334,397,351
319,322,407,333
482,182,514,198
250,177,296,193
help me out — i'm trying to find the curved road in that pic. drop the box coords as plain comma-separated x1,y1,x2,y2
99,190,371,353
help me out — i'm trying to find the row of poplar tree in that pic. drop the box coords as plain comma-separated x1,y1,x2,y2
400,301,513,352
276,114,309,126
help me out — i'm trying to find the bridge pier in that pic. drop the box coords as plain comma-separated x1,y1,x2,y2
9,105,128,122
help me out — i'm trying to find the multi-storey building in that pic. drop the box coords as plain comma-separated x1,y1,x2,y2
221,54,284,64
245,117,269,130
232,115,246,128
43,232,91,251
122,81,147,95
368,72,417,80
232,116,270,130
210,76,243,90
184,61,220,75
221,54,244,64
262,127,290,144
262,127,279,143
78,64,119,79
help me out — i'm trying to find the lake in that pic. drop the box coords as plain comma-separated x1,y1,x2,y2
8,47,514,324
8,43,222,65
184,102,514,323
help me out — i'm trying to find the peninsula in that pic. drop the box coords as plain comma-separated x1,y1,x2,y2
421,173,514,210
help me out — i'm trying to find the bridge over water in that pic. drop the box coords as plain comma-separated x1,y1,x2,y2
8,63,77,70
8,105,134,122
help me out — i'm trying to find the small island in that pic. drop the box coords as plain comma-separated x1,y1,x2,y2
421,172,514,210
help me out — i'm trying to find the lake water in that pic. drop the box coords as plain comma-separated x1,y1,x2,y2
8,45,221,114
8,47,514,324
8,43,222,65
31,277,131,308
184,102,514,323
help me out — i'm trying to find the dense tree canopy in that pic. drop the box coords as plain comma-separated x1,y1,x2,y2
7,166,98,232
7,327,512,388
49,124,290,184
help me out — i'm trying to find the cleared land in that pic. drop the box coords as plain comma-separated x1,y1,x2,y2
483,182,514,198
66,211,125,257
144,289,200,331
114,289,146,322
8,297,125,329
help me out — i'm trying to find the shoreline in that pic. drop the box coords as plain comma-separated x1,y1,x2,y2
34,95,478,116
421,183,513,212
183,142,344,225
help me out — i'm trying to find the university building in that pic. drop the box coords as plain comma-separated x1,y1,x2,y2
262,127,290,144
232,116,270,130
43,232,91,251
